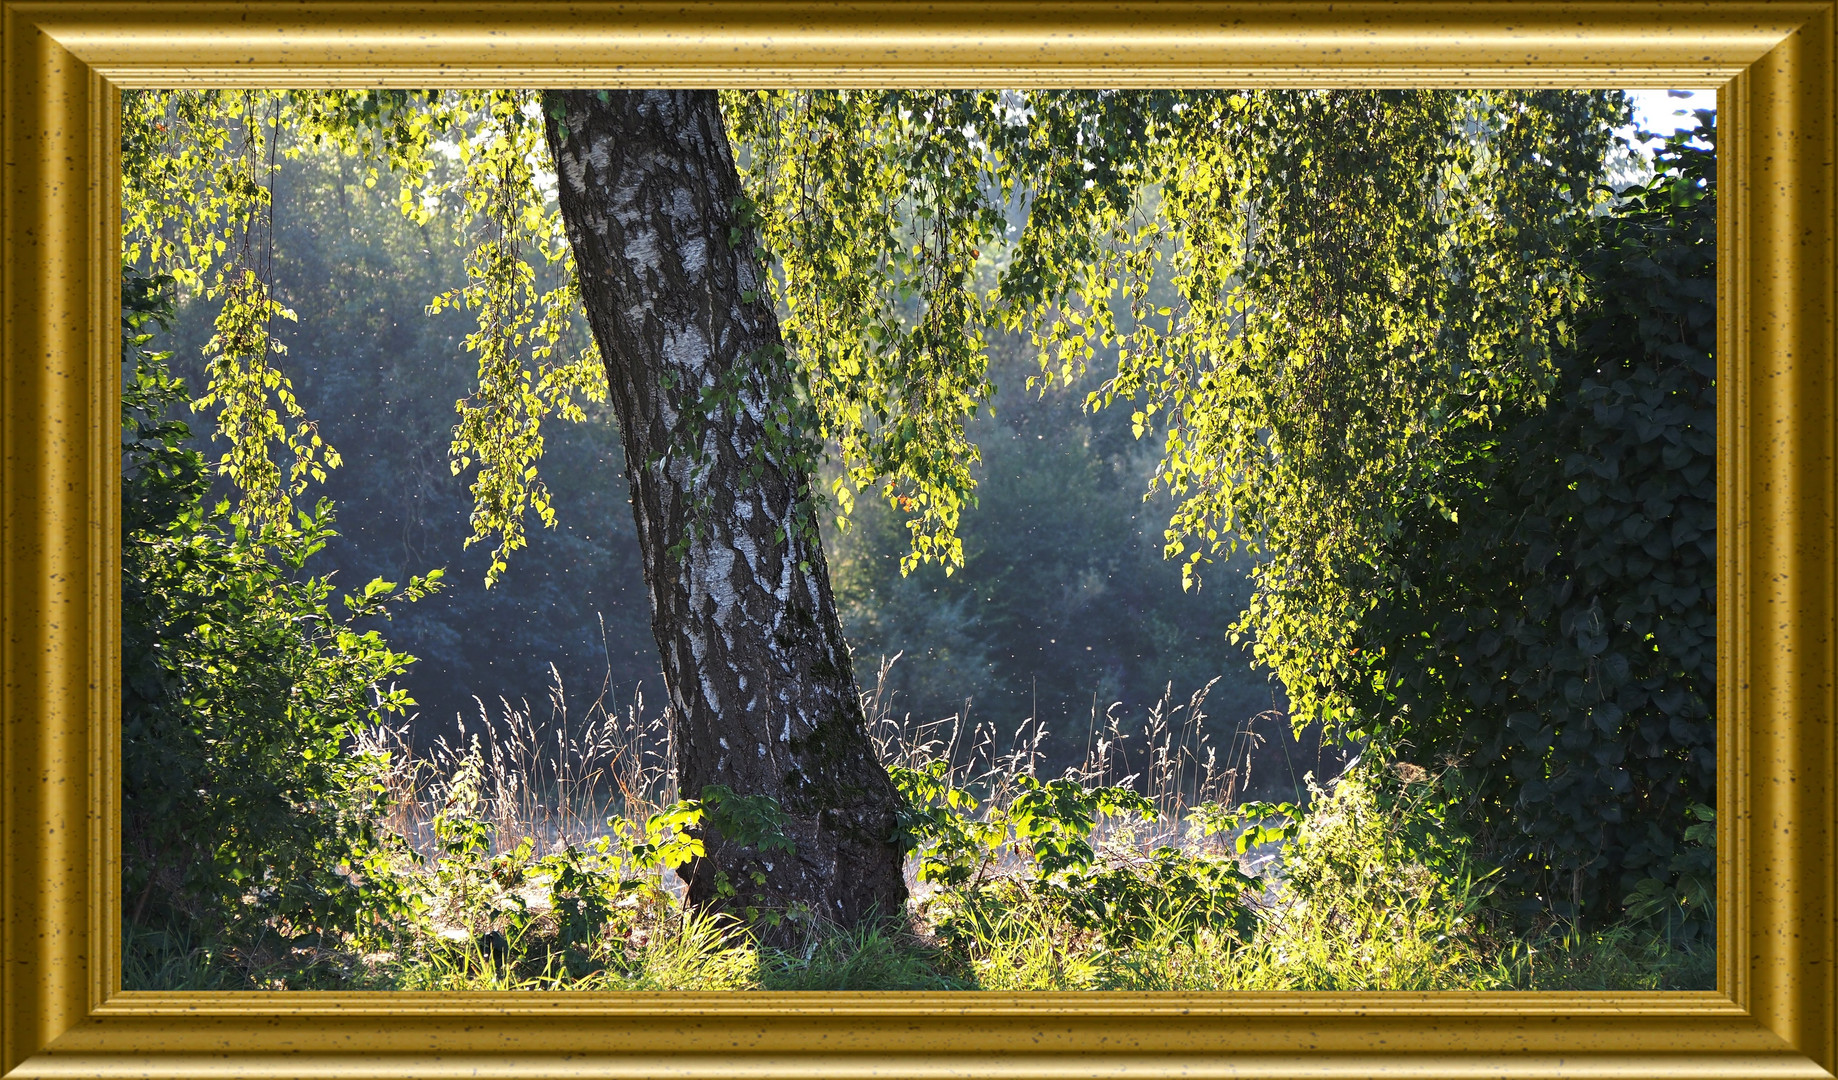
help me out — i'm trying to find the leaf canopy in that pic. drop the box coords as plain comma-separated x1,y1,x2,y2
123,88,1626,733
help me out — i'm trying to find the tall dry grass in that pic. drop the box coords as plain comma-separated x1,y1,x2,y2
364,652,1281,870
862,652,1287,870
357,662,677,862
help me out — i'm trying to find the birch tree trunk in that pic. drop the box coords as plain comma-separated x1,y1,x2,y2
542,89,906,937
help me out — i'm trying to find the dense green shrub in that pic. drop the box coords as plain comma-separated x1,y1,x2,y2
1277,762,1494,931
1348,119,1717,924
120,265,436,974
892,764,1259,949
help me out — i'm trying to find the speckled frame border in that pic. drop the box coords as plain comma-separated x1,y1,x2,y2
3,4,1833,1078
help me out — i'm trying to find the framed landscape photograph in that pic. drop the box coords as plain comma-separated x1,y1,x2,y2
3,3,1834,1078
109,81,1718,995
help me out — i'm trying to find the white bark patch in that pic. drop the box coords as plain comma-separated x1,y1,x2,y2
619,229,661,274
701,670,724,720
558,148,586,196
731,530,760,577
608,174,662,272
680,236,708,275
663,325,710,373
689,543,737,625
586,137,612,174
737,386,765,426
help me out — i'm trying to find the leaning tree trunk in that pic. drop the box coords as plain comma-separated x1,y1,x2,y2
542,89,906,938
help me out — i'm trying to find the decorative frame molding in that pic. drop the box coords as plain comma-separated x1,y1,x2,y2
2,3,1832,1077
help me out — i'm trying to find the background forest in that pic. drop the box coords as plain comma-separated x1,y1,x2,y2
122,88,1715,991
153,144,1284,779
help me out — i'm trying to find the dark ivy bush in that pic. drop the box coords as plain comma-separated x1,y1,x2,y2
1353,116,1717,927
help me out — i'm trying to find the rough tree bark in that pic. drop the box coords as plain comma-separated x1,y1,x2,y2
542,89,907,937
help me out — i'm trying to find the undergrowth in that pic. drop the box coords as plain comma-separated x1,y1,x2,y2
124,660,1715,992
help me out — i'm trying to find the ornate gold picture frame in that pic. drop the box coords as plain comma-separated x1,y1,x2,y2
3,3,1833,1076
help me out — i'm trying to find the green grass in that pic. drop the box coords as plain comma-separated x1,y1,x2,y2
126,868,1713,993
370,913,1713,993
123,674,1715,993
